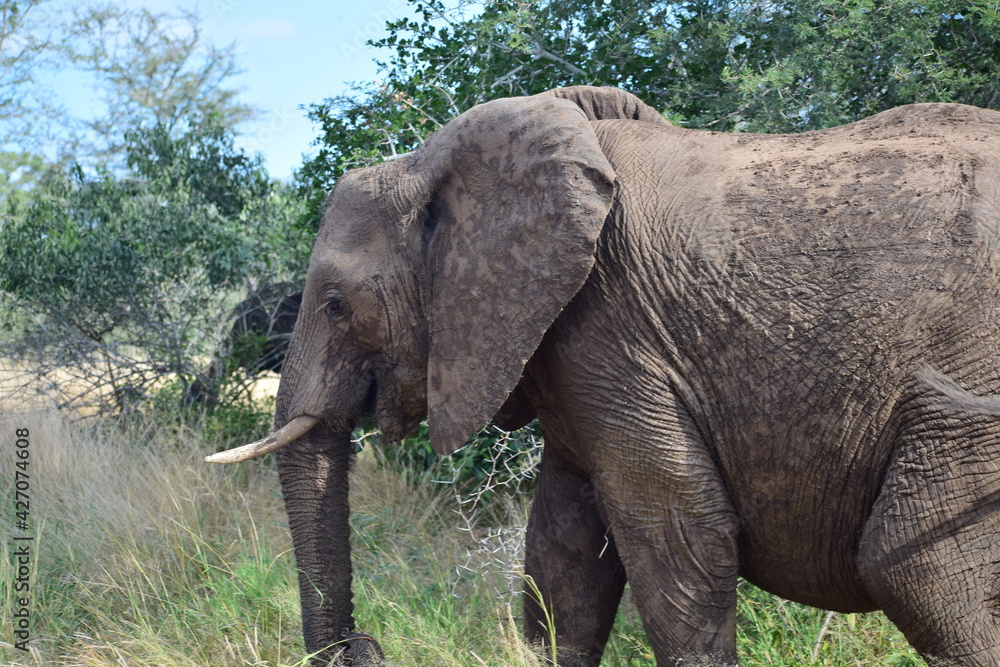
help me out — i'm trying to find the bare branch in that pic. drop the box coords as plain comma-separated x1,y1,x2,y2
530,40,585,76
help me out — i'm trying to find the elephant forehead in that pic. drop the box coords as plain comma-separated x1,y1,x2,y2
316,210,396,263
308,247,383,284
319,170,390,248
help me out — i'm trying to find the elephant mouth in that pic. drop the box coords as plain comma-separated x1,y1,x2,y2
362,374,378,416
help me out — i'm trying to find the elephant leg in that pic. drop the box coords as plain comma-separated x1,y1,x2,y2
592,404,739,666
524,451,627,667
858,414,1000,666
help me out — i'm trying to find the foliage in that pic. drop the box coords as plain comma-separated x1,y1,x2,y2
0,3,302,417
147,376,276,448
59,5,255,162
0,113,309,414
0,2,253,178
201,394,277,447
0,151,46,205
297,0,1000,225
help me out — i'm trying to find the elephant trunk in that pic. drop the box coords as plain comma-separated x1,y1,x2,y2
275,424,384,665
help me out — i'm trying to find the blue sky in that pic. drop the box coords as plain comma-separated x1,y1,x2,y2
195,0,412,179
58,0,419,180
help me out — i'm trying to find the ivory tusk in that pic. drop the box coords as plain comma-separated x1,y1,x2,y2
205,415,320,464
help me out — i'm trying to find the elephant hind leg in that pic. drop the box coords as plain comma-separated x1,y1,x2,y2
857,413,1000,666
858,522,1000,666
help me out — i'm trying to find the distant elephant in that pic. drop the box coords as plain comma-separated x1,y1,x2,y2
208,86,1000,666
184,282,302,405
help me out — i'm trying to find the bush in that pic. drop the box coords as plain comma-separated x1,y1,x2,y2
0,114,309,416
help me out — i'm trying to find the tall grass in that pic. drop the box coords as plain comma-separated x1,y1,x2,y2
0,406,299,666
0,405,923,666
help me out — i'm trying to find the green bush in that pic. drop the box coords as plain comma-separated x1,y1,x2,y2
203,395,276,448
0,114,309,416
146,376,275,451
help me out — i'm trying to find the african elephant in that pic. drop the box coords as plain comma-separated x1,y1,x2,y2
183,282,302,405
208,86,1000,666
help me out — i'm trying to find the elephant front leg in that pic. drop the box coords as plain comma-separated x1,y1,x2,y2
524,452,627,667
594,406,740,666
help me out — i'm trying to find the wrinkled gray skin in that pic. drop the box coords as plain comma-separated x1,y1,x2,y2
269,86,1000,665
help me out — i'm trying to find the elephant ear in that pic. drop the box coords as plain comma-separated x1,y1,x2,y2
417,95,616,455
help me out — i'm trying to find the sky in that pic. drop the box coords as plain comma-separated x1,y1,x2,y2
54,0,420,180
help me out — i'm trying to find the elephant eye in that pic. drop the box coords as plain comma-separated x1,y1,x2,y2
325,296,347,321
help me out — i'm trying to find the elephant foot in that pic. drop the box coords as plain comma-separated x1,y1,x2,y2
321,632,385,666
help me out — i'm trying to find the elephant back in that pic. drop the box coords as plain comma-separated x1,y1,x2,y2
540,86,670,126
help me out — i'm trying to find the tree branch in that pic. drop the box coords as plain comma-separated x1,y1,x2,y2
530,40,585,76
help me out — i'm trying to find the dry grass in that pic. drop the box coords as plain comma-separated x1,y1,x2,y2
0,404,541,666
0,404,293,665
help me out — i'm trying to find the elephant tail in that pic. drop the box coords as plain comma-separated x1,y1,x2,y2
916,366,1000,417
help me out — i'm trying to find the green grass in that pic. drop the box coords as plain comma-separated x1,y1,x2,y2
0,406,923,666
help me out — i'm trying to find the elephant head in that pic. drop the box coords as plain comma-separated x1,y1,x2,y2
207,86,665,664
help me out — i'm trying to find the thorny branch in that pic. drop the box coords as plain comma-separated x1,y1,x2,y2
449,426,543,603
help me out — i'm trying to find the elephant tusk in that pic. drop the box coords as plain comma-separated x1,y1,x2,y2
205,415,320,464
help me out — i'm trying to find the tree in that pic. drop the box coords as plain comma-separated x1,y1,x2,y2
0,150,45,201
0,0,62,148
0,2,254,176
297,0,1000,223
59,5,255,164
0,113,310,414
0,3,309,415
